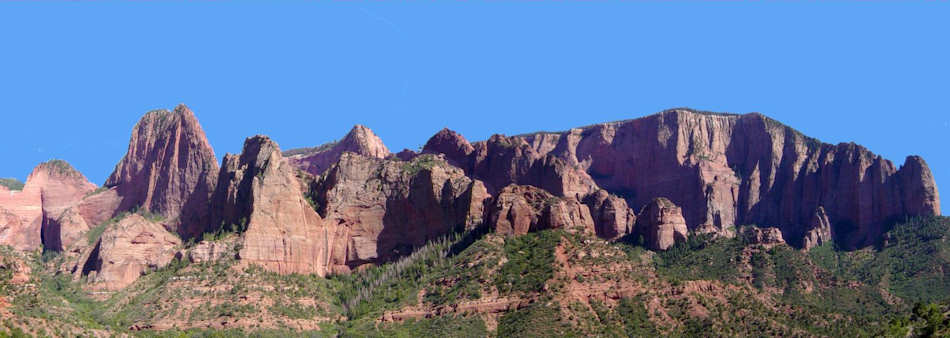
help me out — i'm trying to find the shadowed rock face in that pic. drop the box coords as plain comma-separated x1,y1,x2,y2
311,153,490,273
286,125,391,176
421,110,941,249
105,104,219,240
0,160,96,251
803,206,832,250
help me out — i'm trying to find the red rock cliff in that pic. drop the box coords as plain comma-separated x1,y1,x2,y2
212,135,331,276
105,104,219,240
422,109,941,249
0,160,96,251
311,152,490,273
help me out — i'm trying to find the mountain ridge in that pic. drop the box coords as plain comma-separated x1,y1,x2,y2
0,105,943,336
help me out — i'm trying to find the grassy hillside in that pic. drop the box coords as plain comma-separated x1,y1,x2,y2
1,217,949,337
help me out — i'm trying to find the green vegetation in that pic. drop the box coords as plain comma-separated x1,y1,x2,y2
498,303,578,337
3,215,950,336
41,159,78,176
0,178,24,191
283,140,339,157
85,185,110,197
654,233,744,283
333,232,461,319
810,216,950,302
494,230,561,294
401,154,443,176
340,315,488,338
203,217,248,242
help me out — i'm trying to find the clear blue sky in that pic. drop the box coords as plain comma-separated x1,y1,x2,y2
1,2,947,215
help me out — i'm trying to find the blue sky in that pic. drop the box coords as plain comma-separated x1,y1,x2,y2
0,2,947,215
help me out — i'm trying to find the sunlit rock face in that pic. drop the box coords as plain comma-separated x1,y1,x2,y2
105,104,219,240
0,160,96,251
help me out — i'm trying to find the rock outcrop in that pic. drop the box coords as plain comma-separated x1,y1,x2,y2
311,153,490,272
421,110,942,249
212,135,330,276
487,185,595,236
739,226,786,246
802,206,832,251
105,104,219,240
583,189,636,240
0,160,97,251
76,214,182,291
187,237,238,264
286,125,391,176
634,198,688,251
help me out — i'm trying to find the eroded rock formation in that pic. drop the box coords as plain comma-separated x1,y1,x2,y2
311,153,490,272
802,206,832,250
739,226,786,246
634,198,688,251
487,185,595,236
0,160,97,251
212,135,330,276
76,214,182,291
105,104,219,240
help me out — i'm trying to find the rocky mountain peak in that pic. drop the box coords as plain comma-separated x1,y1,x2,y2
104,105,220,240
286,124,391,175
422,128,475,164
341,124,390,158
0,159,97,251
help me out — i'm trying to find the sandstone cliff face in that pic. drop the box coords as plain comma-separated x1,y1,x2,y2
421,110,941,249
287,125,391,176
583,189,636,240
77,214,182,291
634,198,688,251
212,135,330,276
105,104,219,240
0,160,96,251
311,153,490,272
487,185,595,236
